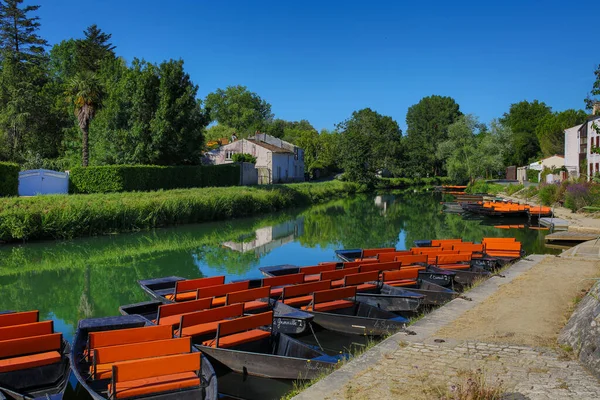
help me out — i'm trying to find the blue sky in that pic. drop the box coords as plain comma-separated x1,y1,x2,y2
37,0,598,131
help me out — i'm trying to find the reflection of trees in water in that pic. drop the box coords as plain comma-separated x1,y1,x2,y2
0,192,556,333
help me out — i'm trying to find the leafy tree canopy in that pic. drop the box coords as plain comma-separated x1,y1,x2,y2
76,24,115,73
204,85,273,135
585,64,600,112
499,100,551,166
535,109,588,157
404,95,462,177
0,0,47,65
337,108,402,186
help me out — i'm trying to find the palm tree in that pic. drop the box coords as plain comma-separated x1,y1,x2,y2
66,71,103,167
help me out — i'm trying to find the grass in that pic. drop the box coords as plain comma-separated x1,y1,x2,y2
279,369,332,400
0,180,361,242
505,183,524,196
435,369,507,400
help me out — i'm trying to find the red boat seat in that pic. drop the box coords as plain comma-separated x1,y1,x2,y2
0,320,53,341
0,310,39,328
283,295,313,307
165,276,226,301
108,353,201,399
0,351,61,373
225,287,271,312
157,297,212,327
281,281,331,306
88,325,172,353
177,304,244,338
203,312,273,348
303,287,356,312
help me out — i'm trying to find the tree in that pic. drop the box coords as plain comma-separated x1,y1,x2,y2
76,24,115,73
404,95,462,177
66,71,103,167
585,64,600,112
0,0,48,65
205,124,236,142
204,85,273,135
535,109,588,157
499,100,552,166
337,108,402,185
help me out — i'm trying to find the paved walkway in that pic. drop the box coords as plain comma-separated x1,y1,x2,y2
293,252,600,400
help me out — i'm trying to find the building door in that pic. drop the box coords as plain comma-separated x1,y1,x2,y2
257,168,270,185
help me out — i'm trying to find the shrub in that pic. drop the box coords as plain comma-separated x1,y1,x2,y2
0,162,19,197
377,176,452,189
0,180,361,241
521,185,539,198
69,164,240,194
232,153,257,164
526,169,539,183
465,180,503,195
564,183,593,212
505,183,524,196
538,183,560,206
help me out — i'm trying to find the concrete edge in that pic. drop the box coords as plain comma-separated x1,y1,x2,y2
292,254,549,400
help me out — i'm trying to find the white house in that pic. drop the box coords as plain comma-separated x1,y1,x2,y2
203,133,305,184
563,113,600,180
528,155,564,183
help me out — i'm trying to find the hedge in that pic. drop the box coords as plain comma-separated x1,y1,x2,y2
69,164,241,194
0,162,19,197
0,180,361,241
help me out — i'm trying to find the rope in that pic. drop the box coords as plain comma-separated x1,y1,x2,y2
308,322,324,352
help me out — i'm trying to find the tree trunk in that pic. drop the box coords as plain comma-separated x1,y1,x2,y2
81,122,89,167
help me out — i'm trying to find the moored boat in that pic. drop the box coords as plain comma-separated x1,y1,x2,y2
0,310,70,400
71,314,217,400
297,286,409,336
179,310,341,380
137,276,313,335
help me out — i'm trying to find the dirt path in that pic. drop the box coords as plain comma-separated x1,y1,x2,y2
435,255,600,347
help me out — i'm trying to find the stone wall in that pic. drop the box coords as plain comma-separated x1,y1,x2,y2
559,281,600,379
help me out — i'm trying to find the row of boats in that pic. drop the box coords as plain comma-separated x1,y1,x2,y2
0,237,524,400
461,200,553,218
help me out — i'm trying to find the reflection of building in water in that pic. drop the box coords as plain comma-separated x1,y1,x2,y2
222,217,304,256
374,195,395,215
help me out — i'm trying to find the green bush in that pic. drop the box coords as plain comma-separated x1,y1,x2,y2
377,176,452,189
522,186,539,198
0,180,361,241
69,164,240,194
465,180,504,195
526,169,539,183
0,162,19,197
538,184,560,206
505,183,524,196
232,153,257,164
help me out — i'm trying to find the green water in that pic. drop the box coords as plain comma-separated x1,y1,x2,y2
0,192,558,399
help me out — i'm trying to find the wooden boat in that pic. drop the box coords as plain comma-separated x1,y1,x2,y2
179,310,341,380
137,276,313,335
71,315,218,400
0,310,71,400
296,287,408,336
379,271,459,306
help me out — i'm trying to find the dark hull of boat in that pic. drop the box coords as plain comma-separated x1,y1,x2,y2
195,333,338,380
355,288,423,312
382,281,458,306
427,265,491,286
137,277,313,335
71,315,218,400
333,250,363,263
0,341,70,400
308,302,408,336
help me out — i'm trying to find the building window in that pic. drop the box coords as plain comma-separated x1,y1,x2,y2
225,150,234,160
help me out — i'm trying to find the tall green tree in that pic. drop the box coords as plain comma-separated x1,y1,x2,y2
66,71,103,167
585,64,600,113
404,95,462,177
204,85,273,135
535,109,588,157
0,0,48,65
76,24,115,73
499,100,551,166
337,108,402,185
0,0,54,162
91,58,206,165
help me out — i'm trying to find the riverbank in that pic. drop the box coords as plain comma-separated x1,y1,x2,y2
293,249,600,399
503,191,600,233
0,180,362,242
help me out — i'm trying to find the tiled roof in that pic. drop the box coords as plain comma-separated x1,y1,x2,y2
247,139,293,154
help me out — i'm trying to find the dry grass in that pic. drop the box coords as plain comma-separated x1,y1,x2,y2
435,369,506,400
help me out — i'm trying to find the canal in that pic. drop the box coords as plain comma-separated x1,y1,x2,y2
0,191,559,399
